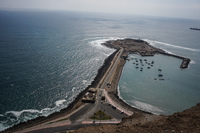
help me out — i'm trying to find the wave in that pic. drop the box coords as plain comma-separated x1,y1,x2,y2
190,60,196,64
89,37,116,49
82,80,87,85
131,100,164,115
72,87,76,93
144,39,200,52
5,109,41,118
0,98,70,131
55,99,67,107
0,124,7,133
88,37,123,55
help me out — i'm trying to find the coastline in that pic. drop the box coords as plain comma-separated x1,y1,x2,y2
2,49,119,133
2,38,192,133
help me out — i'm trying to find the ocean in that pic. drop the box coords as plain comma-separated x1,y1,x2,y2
0,10,200,131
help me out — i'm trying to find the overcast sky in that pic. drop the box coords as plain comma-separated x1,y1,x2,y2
0,0,200,19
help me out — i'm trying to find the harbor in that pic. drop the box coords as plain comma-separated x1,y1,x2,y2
3,38,192,132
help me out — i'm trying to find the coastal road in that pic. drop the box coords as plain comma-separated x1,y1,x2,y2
27,49,127,133
75,49,125,121
66,49,126,125
100,48,123,90
69,103,94,123
27,123,113,133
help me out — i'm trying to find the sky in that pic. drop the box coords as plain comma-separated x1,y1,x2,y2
0,0,200,19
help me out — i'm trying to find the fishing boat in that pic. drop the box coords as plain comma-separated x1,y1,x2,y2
190,27,200,31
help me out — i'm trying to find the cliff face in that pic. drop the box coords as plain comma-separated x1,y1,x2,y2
74,103,200,133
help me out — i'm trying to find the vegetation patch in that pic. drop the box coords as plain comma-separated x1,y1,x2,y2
90,110,112,120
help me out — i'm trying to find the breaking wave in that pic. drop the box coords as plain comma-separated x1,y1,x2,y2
144,39,200,52
131,100,165,115
88,37,120,56
0,98,72,131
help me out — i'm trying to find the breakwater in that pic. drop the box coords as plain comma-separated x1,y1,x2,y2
103,38,190,69
157,51,191,68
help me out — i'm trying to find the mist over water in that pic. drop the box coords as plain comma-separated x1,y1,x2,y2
0,11,200,131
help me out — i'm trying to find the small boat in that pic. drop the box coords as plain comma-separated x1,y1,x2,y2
158,69,162,71
147,67,150,69
190,27,200,31
158,74,163,77
135,67,139,69
154,78,157,80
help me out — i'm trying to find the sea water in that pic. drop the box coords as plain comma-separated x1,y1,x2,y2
0,10,200,131
119,54,200,115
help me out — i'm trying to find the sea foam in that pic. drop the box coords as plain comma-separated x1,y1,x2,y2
5,109,40,118
88,37,121,53
131,100,164,115
55,99,67,106
145,39,200,52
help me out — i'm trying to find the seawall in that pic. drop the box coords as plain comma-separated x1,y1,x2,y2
157,51,191,68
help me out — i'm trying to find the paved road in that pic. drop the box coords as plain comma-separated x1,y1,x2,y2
79,49,124,120
27,123,112,133
100,103,127,119
101,49,123,89
69,103,94,123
